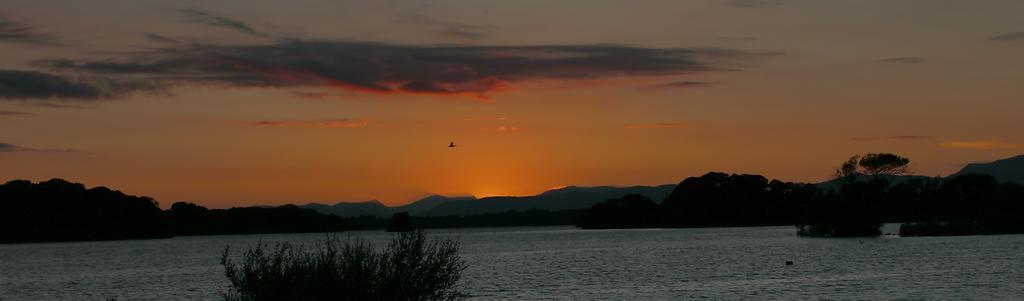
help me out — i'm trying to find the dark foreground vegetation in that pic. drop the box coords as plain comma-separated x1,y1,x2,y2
221,231,466,301
577,153,1024,238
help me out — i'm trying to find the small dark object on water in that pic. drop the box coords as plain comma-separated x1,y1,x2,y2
785,260,794,265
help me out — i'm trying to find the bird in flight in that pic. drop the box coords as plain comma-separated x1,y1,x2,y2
449,142,456,148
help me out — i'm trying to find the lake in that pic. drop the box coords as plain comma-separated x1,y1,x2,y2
2,225,1024,300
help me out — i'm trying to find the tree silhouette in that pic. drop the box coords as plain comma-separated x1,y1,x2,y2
859,153,911,177
834,153,911,180
575,194,659,229
165,202,347,236
0,179,169,243
834,155,861,181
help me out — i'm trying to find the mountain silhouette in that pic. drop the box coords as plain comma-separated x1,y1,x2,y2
954,155,1024,184
304,200,392,217
306,196,474,217
304,185,675,217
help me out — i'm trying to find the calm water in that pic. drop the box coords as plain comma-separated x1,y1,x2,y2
2,225,1024,300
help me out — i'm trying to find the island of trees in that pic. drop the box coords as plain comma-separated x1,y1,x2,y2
577,153,1024,237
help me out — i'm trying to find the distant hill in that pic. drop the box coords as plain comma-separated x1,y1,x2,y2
304,185,675,217
304,200,392,218
418,185,676,216
813,154,1024,189
954,155,1024,184
306,196,474,217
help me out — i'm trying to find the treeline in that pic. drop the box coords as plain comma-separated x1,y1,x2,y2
0,178,583,244
577,172,816,230
0,179,170,243
576,171,1024,237
0,179,347,243
165,202,346,236
344,208,585,230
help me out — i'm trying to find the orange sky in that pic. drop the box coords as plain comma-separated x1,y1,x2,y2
2,0,1023,208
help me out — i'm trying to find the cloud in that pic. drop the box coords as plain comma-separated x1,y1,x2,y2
143,33,181,44
36,40,775,100
0,143,22,152
291,91,333,99
0,142,74,153
463,116,509,121
0,15,60,46
177,8,268,37
0,110,31,116
0,70,102,100
400,14,494,42
442,28,486,42
851,135,932,141
876,57,928,64
641,81,711,90
728,0,784,8
625,122,693,129
0,69,162,101
940,140,1022,150
243,119,371,128
25,102,93,109
988,31,1024,42
480,125,519,132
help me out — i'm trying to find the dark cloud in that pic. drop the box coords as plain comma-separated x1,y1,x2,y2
0,110,31,116
291,91,332,99
0,70,102,100
851,135,932,141
728,0,784,8
143,33,180,44
0,142,72,152
876,57,927,64
0,15,60,46
177,8,268,37
988,31,1024,42
642,81,712,90
26,102,92,109
0,69,165,101
0,143,20,152
401,14,494,42
242,119,370,128
35,40,775,98
399,81,454,94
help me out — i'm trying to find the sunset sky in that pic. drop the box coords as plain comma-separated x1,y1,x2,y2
2,0,1023,208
